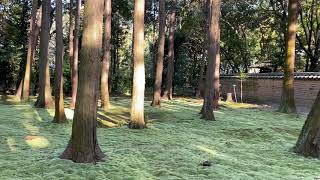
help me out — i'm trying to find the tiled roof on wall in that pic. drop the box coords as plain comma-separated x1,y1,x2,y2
220,72,320,79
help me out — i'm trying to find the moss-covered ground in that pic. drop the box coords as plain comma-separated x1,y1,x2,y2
0,96,319,179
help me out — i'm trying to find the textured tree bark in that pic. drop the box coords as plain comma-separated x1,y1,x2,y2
34,0,54,109
70,0,81,109
151,0,165,107
69,0,75,93
295,90,320,157
129,0,146,129
53,0,67,123
60,0,105,163
213,45,220,109
19,0,39,101
200,0,221,121
162,0,176,100
279,0,297,114
15,0,29,99
101,0,112,112
15,80,23,99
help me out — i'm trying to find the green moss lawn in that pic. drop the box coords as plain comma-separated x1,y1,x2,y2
0,96,319,179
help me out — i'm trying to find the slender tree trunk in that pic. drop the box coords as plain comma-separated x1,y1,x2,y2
162,0,176,100
197,0,210,100
70,0,81,109
213,45,220,109
15,80,23,99
101,0,112,112
15,3,42,100
34,0,54,109
15,0,29,99
279,0,297,114
151,0,165,107
60,0,105,163
53,0,67,123
19,0,39,101
309,57,318,71
295,90,320,157
129,0,146,129
196,55,205,98
200,0,221,121
69,0,75,93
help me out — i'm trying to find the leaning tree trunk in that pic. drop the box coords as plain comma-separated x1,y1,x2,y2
151,0,165,107
53,0,67,123
68,0,75,93
278,0,298,114
34,0,53,108
60,0,105,163
101,0,112,112
70,0,81,109
129,0,146,129
162,0,176,100
20,0,38,101
295,90,320,157
200,0,221,121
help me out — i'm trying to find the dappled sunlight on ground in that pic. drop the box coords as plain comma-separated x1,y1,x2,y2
25,136,50,149
0,96,318,179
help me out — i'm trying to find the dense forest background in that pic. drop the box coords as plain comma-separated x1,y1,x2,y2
0,0,319,96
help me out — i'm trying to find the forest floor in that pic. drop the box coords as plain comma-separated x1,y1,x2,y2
0,95,319,179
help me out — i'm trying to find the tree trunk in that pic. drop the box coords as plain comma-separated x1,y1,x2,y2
196,54,205,99
129,0,146,129
34,0,54,109
15,80,23,99
151,0,165,107
19,0,39,101
162,0,176,100
60,0,106,163
101,0,112,112
213,45,220,109
309,57,318,72
70,0,81,109
200,0,221,121
279,0,297,114
295,90,320,157
53,0,67,123
69,0,75,93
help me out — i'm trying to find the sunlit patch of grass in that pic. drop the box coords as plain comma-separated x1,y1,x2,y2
24,136,50,149
0,97,318,179
220,101,261,109
6,137,17,151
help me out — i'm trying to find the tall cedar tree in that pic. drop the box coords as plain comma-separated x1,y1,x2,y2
101,0,112,112
200,0,221,120
151,0,165,107
162,0,176,100
53,0,67,123
70,0,81,109
20,0,38,100
15,0,29,99
16,4,43,99
60,0,106,163
197,0,210,99
295,90,320,157
278,0,298,114
34,0,54,108
129,0,146,129
69,0,75,87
